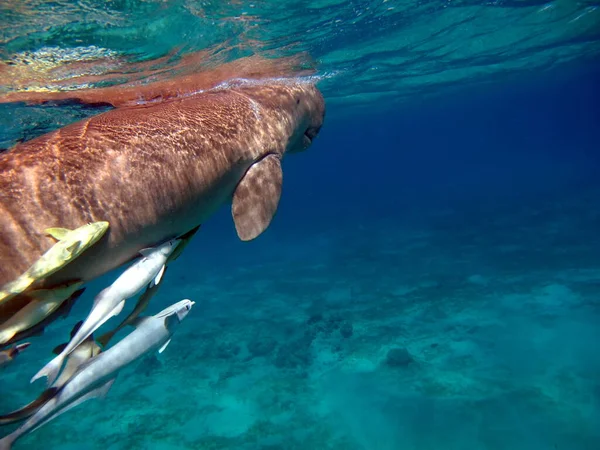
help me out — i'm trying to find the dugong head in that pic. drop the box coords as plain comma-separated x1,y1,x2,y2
289,83,326,153
234,81,325,155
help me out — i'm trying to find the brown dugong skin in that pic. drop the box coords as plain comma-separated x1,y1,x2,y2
0,81,325,289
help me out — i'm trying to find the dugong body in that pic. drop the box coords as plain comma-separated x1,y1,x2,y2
0,81,325,290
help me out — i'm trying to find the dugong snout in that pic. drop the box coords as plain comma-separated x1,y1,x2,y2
297,85,326,153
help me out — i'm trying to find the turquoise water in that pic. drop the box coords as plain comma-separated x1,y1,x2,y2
2,1,600,449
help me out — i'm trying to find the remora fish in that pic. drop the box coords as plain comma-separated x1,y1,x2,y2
0,321,101,425
0,288,85,349
0,299,194,449
0,223,108,304
31,239,179,386
97,225,200,349
0,282,83,345
96,272,164,349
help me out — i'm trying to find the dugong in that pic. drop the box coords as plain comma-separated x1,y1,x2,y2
0,80,325,293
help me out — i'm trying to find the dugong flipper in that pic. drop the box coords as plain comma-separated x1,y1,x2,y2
232,154,283,241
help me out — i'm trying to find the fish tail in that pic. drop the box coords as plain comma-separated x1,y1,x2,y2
30,354,64,387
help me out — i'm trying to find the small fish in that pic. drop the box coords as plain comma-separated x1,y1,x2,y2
96,272,164,349
0,321,101,425
0,299,195,449
0,343,30,368
31,239,180,386
0,288,85,349
0,282,83,345
0,222,109,305
96,224,200,349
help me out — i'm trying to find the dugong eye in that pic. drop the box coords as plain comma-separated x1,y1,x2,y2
296,98,300,105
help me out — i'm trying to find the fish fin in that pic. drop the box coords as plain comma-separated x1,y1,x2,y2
96,378,116,398
177,225,201,240
44,227,72,241
66,242,81,255
158,338,171,354
154,265,166,286
140,279,162,303
163,314,179,330
232,154,283,241
168,226,200,263
111,300,126,318
139,247,153,257
70,320,84,338
71,287,86,299
31,353,65,387
52,343,67,355
92,289,107,308
59,288,85,318
91,341,102,357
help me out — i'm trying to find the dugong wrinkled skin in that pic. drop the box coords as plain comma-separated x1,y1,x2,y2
0,81,325,290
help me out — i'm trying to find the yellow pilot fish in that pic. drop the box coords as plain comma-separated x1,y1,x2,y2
0,281,83,345
0,221,109,304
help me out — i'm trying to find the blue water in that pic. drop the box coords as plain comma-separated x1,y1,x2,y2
2,1,600,449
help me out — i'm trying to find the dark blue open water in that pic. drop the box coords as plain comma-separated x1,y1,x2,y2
1,1,600,449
